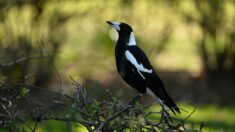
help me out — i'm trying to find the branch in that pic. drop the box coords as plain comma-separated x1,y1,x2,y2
1,79,201,131
43,116,95,126
0,56,52,68
96,94,141,132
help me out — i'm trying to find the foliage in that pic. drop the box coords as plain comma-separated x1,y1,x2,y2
0,0,72,87
1,0,234,82
0,77,201,131
171,0,235,79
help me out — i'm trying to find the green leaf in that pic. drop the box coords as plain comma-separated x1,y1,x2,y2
20,87,30,97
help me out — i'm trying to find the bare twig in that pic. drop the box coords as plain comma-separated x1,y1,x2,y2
32,119,39,132
40,40,63,99
0,56,51,68
43,116,95,126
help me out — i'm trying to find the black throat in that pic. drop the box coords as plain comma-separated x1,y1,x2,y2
115,34,131,73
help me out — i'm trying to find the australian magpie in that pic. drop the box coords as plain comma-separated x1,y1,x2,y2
107,21,180,114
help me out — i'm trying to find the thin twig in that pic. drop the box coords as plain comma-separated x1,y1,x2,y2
43,116,94,126
40,40,63,100
0,56,51,68
32,119,39,132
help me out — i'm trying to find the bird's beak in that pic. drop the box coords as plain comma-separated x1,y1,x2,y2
106,21,121,31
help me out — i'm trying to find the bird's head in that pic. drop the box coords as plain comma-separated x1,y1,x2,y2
106,21,133,35
107,21,136,46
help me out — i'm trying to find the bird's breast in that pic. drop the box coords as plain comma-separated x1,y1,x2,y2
115,54,127,77
115,41,130,78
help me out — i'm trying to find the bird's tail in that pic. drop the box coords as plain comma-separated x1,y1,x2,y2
160,90,181,115
147,87,181,115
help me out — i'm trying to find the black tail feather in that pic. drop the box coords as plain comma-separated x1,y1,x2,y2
146,73,180,114
162,91,181,115
148,85,181,115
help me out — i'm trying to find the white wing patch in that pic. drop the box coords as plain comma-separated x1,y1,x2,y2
127,32,137,46
125,50,153,79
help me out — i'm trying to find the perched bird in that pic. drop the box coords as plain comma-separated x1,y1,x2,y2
107,21,180,114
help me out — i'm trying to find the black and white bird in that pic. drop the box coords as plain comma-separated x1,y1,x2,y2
107,21,180,114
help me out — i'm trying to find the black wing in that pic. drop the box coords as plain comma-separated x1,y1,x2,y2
126,46,153,70
127,46,180,114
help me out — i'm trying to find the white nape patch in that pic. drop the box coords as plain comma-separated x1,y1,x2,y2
125,50,153,79
110,21,121,31
146,88,158,101
127,32,136,46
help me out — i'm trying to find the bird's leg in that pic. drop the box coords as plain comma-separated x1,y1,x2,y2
159,99,173,123
139,93,143,103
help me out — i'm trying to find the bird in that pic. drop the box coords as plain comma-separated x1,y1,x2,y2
107,21,180,114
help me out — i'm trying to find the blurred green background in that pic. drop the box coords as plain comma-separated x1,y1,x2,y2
0,0,235,131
